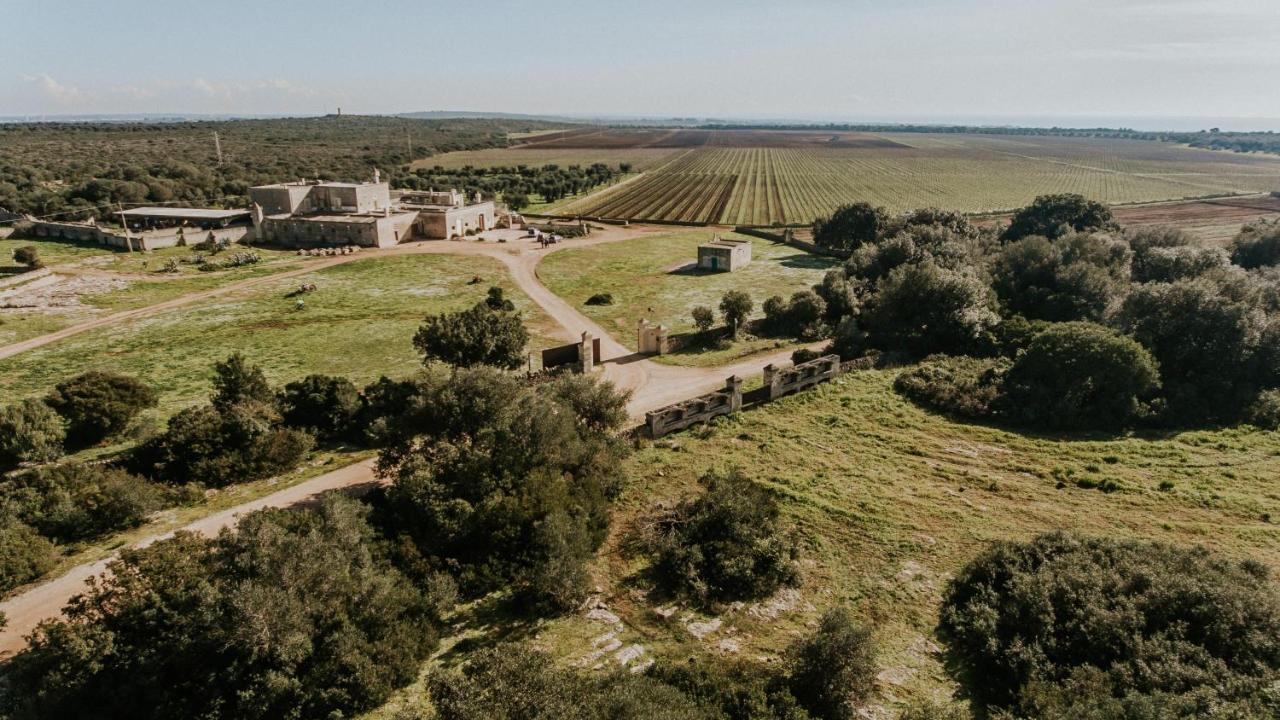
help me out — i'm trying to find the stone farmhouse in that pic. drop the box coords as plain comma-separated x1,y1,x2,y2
697,236,752,271
396,189,496,240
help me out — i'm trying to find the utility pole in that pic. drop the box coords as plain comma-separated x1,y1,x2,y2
406,127,413,160
213,131,223,166
116,203,134,253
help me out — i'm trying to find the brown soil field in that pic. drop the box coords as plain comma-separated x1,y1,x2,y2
518,128,909,150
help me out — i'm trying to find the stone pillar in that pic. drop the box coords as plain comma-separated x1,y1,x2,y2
726,375,743,413
638,319,651,354
763,364,781,400
579,331,595,374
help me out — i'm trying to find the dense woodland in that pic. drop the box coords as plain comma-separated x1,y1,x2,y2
0,116,565,219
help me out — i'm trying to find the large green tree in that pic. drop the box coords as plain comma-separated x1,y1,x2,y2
45,371,157,447
413,293,528,369
1002,194,1117,241
0,399,65,470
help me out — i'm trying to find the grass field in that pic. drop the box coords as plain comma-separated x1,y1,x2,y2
0,237,309,346
429,130,1280,225
0,254,560,420
363,366,1280,716
539,230,840,366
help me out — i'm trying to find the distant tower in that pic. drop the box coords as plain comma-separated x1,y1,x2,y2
337,107,342,117
372,167,381,184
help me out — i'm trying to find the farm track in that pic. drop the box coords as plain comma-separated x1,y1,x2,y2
0,226,818,656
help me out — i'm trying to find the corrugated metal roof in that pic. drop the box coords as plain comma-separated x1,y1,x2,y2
118,207,250,220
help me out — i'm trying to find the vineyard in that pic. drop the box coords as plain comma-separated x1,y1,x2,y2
459,130,1280,225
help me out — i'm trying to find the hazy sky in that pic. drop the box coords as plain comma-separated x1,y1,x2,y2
3,0,1279,127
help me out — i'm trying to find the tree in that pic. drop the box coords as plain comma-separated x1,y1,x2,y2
648,470,799,603
1230,219,1280,269
939,532,1280,717
1000,322,1161,430
991,233,1129,322
3,463,164,542
12,245,42,269
413,301,528,370
485,285,515,311
45,371,158,447
813,202,891,253
1128,226,1227,283
504,190,530,212
719,290,753,339
862,262,1000,357
0,519,58,594
786,607,878,720
276,374,360,441
3,497,438,720
0,399,65,470
691,305,715,334
210,353,273,410
1113,275,1266,423
1002,194,1117,241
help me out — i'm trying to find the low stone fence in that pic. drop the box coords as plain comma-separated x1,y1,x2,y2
28,219,251,252
645,354,844,438
645,377,743,438
732,226,849,259
763,354,841,400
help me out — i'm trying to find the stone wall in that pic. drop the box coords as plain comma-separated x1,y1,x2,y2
646,376,743,438
763,354,841,400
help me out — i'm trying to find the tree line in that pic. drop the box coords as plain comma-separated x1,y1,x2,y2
407,162,625,210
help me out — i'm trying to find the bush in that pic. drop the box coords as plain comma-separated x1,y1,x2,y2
2,497,437,720
0,399,65,470
719,290,753,339
991,233,1129,322
762,291,829,340
813,202,891,253
862,262,1000,357
691,305,715,334
791,347,824,365
1002,193,1117,241
786,607,877,720
45,371,158,447
380,369,629,608
1246,388,1280,429
413,299,529,369
427,644,712,720
12,245,41,269
131,399,313,487
210,352,273,410
894,356,1009,421
1230,219,1280,269
353,375,423,448
648,470,799,604
938,532,1280,716
276,374,360,442
485,285,516,311
3,463,165,542
1000,322,1161,430
585,292,614,306
1113,276,1265,423
1128,227,1228,282
0,519,58,594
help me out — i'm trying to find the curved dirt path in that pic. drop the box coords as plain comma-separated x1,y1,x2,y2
0,226,813,654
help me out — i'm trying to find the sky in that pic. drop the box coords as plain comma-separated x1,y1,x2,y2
3,0,1279,130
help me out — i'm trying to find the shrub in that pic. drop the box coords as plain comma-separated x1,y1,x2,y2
862,262,1000,357
2,497,437,720
1246,388,1280,429
0,519,58,594
585,292,614,306
648,470,799,603
791,347,824,365
0,399,65,470
380,369,628,607
813,269,858,324
131,399,313,487
938,532,1280,716
691,305,715,334
813,202,891,253
3,463,164,542
1230,219,1280,269
485,285,515,311
786,607,877,720
1000,322,1161,430
991,233,1129,322
45,371,158,447
276,374,360,442
12,245,41,269
413,299,528,369
762,291,829,340
354,375,423,447
1113,276,1265,423
894,356,1009,421
210,352,273,410
719,290,753,339
427,644,712,720
1002,193,1117,241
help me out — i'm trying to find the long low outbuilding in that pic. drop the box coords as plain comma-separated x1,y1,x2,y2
117,207,251,229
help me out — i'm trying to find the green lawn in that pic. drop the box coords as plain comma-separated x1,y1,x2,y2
1,236,115,274
539,230,840,366
364,366,1280,715
0,253,561,420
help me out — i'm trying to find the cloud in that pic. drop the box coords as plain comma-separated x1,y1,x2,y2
19,73,84,103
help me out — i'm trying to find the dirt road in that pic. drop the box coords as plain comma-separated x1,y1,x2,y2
0,226,812,655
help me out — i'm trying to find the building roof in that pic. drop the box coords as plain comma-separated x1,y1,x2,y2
117,207,250,221
699,238,751,250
